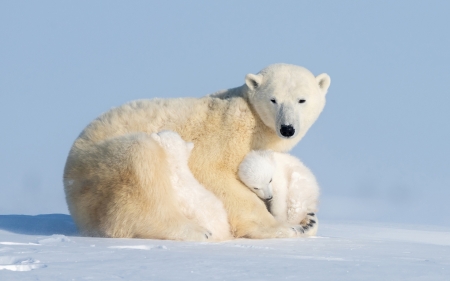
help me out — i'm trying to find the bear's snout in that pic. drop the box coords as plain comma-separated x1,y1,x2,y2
280,125,295,138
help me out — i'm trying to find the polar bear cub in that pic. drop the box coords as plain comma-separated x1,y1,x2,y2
151,130,232,241
238,150,319,235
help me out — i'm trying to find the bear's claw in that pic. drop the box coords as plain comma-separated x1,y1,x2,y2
298,212,318,236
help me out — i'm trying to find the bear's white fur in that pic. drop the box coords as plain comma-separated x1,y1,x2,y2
64,63,330,240
152,130,232,241
238,150,320,236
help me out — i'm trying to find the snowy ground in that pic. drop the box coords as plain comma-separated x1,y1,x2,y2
0,215,449,280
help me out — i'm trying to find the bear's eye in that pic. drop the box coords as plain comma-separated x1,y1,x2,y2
270,99,277,104
269,179,272,183
253,187,259,190
299,99,306,104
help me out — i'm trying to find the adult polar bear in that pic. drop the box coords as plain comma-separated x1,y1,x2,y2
63,63,331,240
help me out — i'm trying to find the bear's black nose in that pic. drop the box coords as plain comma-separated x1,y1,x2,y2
280,125,295,137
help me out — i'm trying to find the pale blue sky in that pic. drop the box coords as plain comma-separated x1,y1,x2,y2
1,1,449,225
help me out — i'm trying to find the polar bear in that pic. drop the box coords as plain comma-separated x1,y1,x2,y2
64,63,330,240
152,130,232,241
238,150,319,236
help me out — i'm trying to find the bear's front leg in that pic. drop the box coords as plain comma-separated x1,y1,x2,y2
204,172,304,239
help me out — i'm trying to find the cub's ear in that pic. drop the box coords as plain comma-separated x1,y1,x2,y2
316,73,331,95
150,133,162,144
245,73,263,91
186,142,194,152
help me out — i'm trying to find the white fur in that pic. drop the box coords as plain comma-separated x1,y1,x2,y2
211,64,331,151
244,64,330,141
64,63,330,239
152,131,232,241
238,150,319,234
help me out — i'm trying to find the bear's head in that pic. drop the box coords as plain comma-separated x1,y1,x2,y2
238,150,275,201
150,130,194,163
245,64,330,141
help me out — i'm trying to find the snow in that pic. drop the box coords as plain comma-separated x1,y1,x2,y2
0,214,449,280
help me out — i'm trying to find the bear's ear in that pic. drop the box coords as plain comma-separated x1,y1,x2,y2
316,73,331,95
245,73,263,91
150,133,162,145
186,142,194,152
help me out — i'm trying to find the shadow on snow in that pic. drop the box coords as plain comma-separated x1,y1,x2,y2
0,214,79,236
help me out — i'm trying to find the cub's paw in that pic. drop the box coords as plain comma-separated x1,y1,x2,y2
272,223,309,238
300,213,319,236
290,224,306,235
180,223,213,242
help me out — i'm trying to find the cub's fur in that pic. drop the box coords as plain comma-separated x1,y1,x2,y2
64,64,330,239
239,150,320,236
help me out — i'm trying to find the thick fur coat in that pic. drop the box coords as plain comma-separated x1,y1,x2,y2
153,130,231,241
238,150,320,236
63,63,330,240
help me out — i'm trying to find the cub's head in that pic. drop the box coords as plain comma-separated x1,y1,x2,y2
238,150,275,201
150,130,194,161
245,64,330,140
